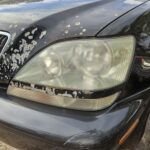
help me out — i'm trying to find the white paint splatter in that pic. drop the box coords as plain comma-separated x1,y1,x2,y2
31,84,35,89
75,21,81,26
39,30,47,39
64,30,69,34
73,91,77,98
82,29,86,32
31,28,38,34
28,36,33,40
24,32,30,37
31,40,37,46
66,24,71,28
58,92,72,98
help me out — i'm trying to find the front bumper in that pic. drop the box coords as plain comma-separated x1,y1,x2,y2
0,87,150,150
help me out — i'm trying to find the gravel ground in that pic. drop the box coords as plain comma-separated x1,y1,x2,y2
0,142,17,150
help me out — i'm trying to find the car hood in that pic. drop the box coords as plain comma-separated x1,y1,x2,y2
0,0,147,85
0,0,147,35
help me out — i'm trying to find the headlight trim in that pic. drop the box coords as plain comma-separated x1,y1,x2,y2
8,80,123,99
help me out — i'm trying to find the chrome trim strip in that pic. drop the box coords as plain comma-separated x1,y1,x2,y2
0,31,11,55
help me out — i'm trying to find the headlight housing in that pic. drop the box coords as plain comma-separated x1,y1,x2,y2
7,36,135,111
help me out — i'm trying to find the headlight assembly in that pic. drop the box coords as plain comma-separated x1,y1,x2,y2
7,36,135,111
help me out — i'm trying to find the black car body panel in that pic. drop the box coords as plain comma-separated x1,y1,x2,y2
0,0,150,150
0,89,148,150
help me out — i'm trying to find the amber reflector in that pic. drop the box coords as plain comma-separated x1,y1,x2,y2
119,119,139,146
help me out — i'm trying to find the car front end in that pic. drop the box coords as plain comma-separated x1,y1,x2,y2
0,0,150,150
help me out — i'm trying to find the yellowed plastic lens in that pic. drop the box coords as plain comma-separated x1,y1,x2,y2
7,85,119,111
13,36,135,91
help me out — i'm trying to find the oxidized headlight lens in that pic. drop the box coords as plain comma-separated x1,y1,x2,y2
73,41,112,77
7,36,135,111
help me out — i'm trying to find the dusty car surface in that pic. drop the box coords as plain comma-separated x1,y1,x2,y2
0,0,150,150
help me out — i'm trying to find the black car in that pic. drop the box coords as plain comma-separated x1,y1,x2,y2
0,0,150,150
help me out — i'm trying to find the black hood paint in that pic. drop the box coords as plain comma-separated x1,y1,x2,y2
0,0,146,35
0,0,146,85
